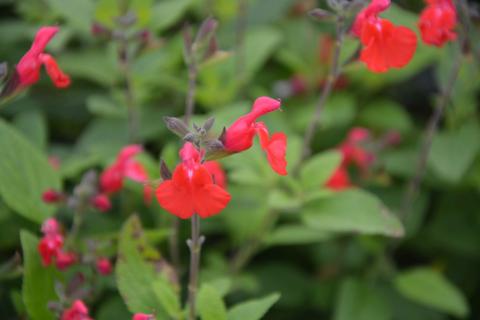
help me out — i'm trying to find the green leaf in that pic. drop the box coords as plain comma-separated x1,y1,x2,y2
151,0,194,32
94,0,120,27
243,27,282,81
0,120,60,223
302,189,404,237
227,293,280,320
116,215,178,318
44,0,94,33
152,277,182,319
394,268,469,317
358,100,413,133
300,150,342,189
131,0,153,27
21,231,58,320
198,284,227,320
429,121,480,183
264,225,330,247
86,95,126,118
334,278,391,320
13,110,47,151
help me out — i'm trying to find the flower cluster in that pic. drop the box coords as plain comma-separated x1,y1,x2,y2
37,218,77,270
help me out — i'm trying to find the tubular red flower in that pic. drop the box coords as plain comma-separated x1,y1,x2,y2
38,234,64,266
256,123,288,175
61,300,92,320
100,145,148,194
155,143,231,219
418,0,456,47
339,128,375,172
16,26,71,88
325,166,352,190
353,0,417,73
223,96,281,152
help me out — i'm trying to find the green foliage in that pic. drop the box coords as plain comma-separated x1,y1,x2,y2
116,215,179,318
394,268,469,317
21,231,58,320
198,284,228,320
300,150,342,189
0,120,60,223
227,293,280,320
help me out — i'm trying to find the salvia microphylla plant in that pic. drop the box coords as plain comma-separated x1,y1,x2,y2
0,0,472,318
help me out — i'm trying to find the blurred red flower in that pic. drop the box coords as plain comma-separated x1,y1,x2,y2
419,0,457,47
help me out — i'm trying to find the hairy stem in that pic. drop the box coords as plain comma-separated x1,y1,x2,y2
118,40,139,143
299,15,346,164
187,214,202,320
400,45,463,220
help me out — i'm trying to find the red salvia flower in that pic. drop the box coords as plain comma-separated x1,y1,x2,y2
133,314,155,320
61,300,92,320
91,193,112,212
339,127,375,172
16,26,70,88
96,257,113,275
100,145,148,194
55,251,77,270
203,161,227,189
223,96,288,175
352,0,417,73
156,143,231,219
38,233,64,266
42,188,63,203
41,218,61,235
418,0,457,47
325,166,352,190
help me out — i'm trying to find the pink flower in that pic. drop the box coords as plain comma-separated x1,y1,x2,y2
61,300,92,320
96,257,113,275
133,314,155,320
41,218,61,235
91,194,112,212
16,26,70,89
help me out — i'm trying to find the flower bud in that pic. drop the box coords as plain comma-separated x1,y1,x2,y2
91,194,112,212
96,257,113,275
309,8,334,21
42,189,64,204
163,116,190,137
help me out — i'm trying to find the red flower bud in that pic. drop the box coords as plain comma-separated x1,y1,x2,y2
55,251,77,270
42,189,63,203
96,257,113,275
91,194,112,212
61,300,92,320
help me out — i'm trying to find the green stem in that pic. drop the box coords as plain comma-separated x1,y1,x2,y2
187,214,202,320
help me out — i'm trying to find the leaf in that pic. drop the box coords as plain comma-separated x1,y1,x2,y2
302,189,404,237
334,278,391,320
21,231,58,320
198,284,227,320
358,100,413,133
13,110,47,150
86,94,126,118
152,277,182,319
300,150,342,189
94,0,120,27
44,0,94,34
429,121,480,183
151,0,194,32
116,215,177,318
243,27,282,81
227,293,280,320
0,120,60,223
394,268,469,317
131,0,153,27
264,225,330,247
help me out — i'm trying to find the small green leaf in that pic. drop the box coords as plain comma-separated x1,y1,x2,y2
151,0,194,32
0,120,60,223
227,293,280,320
198,284,227,320
334,278,391,320
13,110,47,150
94,0,120,27
21,231,58,320
358,100,413,133
300,150,342,189
243,27,282,81
152,277,182,319
394,268,469,317
302,189,404,237
44,0,94,33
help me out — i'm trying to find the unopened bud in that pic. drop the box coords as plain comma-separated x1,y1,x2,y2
42,189,64,204
183,132,197,143
195,17,218,45
309,8,334,21
116,11,137,27
163,116,190,137
202,117,215,132
160,160,172,180
91,22,111,37
204,139,224,153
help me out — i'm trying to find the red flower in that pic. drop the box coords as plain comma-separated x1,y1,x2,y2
325,166,352,190
419,0,456,47
222,97,288,175
16,26,70,88
156,143,231,219
339,128,375,172
203,161,227,189
41,218,61,235
133,314,155,320
96,257,113,275
91,194,112,212
100,145,148,194
42,188,63,203
352,0,417,73
61,300,92,320
38,234,64,266
55,251,77,270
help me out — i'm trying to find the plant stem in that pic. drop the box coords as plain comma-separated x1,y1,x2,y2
235,0,248,95
169,217,181,272
184,61,197,125
400,45,463,221
299,15,346,164
187,214,202,320
118,39,139,143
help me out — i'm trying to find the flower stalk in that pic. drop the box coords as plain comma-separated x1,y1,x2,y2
187,214,203,320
